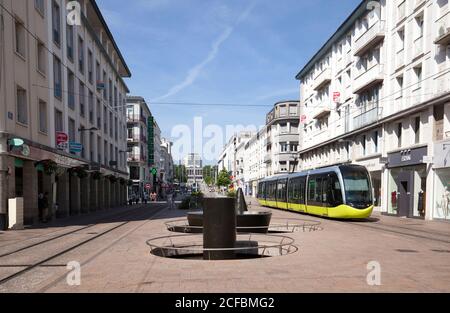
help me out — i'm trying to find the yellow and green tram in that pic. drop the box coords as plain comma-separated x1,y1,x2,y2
257,165,374,219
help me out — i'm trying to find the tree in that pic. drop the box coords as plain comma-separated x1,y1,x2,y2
202,165,215,186
174,165,187,183
217,168,231,188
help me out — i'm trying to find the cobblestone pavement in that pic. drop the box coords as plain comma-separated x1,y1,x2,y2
0,200,449,293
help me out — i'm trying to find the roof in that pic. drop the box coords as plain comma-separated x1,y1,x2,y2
294,0,368,80
90,0,131,77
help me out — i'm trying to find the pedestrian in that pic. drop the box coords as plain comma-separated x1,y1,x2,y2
167,192,174,210
128,194,134,206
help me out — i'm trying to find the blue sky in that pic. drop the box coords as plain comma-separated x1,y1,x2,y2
97,0,361,161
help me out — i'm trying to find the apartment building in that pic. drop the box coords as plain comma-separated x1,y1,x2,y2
184,153,203,189
264,101,300,176
160,137,174,185
0,0,131,227
126,96,151,199
296,0,450,220
244,127,267,197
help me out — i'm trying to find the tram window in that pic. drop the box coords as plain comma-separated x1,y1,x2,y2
315,178,322,202
321,177,328,204
329,174,343,206
299,179,305,204
308,178,317,202
277,181,287,201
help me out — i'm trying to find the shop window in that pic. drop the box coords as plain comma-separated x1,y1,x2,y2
434,169,450,220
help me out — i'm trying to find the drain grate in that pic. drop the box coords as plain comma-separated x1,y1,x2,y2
396,249,419,253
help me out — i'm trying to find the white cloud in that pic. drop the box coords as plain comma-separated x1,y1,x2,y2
153,2,257,102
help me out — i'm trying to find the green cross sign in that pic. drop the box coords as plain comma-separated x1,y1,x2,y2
151,168,157,175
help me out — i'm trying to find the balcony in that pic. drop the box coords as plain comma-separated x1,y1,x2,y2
276,152,297,162
312,103,331,120
276,133,299,143
264,137,272,146
127,154,146,163
313,68,331,91
435,24,450,46
353,63,384,94
354,20,386,57
352,106,379,131
264,155,272,163
435,69,450,95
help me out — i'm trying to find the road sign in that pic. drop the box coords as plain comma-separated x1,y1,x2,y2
56,132,69,151
333,92,341,103
69,142,83,153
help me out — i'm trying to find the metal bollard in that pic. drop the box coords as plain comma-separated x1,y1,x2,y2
203,197,236,260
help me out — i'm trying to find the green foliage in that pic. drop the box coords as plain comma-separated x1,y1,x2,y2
227,190,237,198
174,165,188,183
217,168,231,187
178,197,191,210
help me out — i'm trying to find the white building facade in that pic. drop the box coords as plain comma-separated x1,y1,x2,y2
296,0,450,220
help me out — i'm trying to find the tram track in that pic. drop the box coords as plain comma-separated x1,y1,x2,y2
0,205,149,258
0,204,167,287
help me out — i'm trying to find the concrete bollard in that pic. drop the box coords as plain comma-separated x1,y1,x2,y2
203,197,236,260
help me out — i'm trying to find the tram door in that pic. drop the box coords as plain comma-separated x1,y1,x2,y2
397,172,414,217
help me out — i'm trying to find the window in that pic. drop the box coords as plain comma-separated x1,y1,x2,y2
289,105,297,116
78,37,84,73
52,1,61,45
103,106,107,132
68,71,75,109
397,28,405,52
88,50,93,84
414,65,423,88
68,118,76,142
15,21,26,58
362,135,366,156
53,56,62,99
397,123,403,148
109,79,113,106
279,105,287,116
37,41,46,74
416,14,424,39
103,71,107,99
89,91,94,123
80,126,85,158
373,131,379,153
39,100,47,133
280,143,288,153
109,112,113,136
35,0,45,15
16,86,27,125
397,75,404,98
97,99,101,129
66,25,74,61
329,173,343,206
414,116,421,144
79,81,85,117
54,110,63,133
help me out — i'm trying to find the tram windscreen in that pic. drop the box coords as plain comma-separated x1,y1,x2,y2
340,166,373,208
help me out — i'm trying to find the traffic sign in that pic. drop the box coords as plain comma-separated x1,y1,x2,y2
69,142,83,153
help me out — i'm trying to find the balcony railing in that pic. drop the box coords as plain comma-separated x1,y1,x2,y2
354,20,386,57
352,106,379,131
353,63,384,94
313,68,331,91
434,23,450,46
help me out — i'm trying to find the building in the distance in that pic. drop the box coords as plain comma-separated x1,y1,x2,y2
264,101,300,176
126,96,151,199
0,0,131,227
184,153,203,190
160,137,174,186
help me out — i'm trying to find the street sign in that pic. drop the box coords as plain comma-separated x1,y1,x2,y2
69,142,83,153
300,115,307,124
56,132,69,151
333,92,341,103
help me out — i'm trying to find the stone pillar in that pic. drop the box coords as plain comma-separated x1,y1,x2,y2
98,178,104,210
89,177,98,212
56,171,70,218
69,174,81,216
80,176,90,214
42,173,56,221
23,161,38,225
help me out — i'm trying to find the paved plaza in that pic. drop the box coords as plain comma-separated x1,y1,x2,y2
0,201,449,293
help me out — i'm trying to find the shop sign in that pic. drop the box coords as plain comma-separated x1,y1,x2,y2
387,146,428,168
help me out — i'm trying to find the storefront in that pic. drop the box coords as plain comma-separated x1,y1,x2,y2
354,156,382,209
433,140,450,220
386,146,428,218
